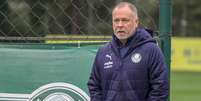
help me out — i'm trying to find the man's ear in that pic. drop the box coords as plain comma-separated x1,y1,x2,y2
135,18,139,27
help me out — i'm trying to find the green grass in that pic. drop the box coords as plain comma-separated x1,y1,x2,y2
171,71,201,101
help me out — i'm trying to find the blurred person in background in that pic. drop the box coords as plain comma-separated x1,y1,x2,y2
88,2,169,101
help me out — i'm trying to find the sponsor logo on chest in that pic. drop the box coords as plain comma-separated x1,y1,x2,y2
104,54,113,69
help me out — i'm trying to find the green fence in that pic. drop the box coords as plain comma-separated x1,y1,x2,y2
0,43,100,101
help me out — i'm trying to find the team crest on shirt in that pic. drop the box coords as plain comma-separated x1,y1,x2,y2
131,53,142,63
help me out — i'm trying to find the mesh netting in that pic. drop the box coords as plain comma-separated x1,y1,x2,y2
0,0,158,43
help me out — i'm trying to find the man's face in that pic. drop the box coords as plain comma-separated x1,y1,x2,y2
112,6,138,43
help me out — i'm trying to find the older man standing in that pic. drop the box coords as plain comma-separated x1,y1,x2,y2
88,2,169,101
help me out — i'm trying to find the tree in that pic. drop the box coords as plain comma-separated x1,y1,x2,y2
0,0,9,36
173,0,201,37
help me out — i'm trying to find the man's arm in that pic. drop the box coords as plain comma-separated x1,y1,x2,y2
87,51,102,101
148,45,169,101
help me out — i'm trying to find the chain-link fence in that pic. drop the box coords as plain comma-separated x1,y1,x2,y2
0,0,158,43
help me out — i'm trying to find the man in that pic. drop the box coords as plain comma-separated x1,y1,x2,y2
88,2,169,101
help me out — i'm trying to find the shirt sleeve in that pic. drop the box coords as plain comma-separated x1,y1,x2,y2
87,49,102,101
147,44,169,101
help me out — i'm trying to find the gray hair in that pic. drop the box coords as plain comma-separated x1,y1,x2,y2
112,2,138,18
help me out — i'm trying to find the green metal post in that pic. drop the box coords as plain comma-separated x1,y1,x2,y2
159,0,171,100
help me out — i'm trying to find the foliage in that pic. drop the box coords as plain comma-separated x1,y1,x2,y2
0,0,200,37
173,0,201,37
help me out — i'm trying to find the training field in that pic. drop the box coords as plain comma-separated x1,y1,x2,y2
171,71,201,101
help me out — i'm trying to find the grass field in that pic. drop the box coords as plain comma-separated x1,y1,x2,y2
171,71,201,101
